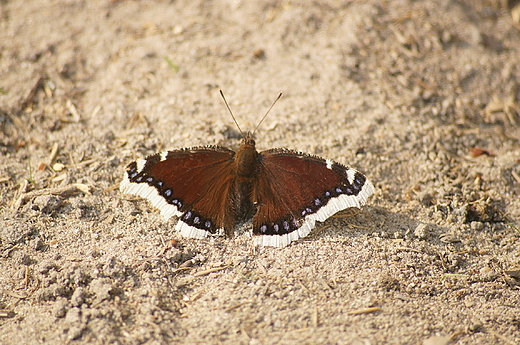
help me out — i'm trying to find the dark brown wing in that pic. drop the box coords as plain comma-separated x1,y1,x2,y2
120,146,238,238
252,148,374,247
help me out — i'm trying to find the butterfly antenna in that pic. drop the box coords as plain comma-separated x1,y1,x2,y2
220,89,245,137
253,91,283,135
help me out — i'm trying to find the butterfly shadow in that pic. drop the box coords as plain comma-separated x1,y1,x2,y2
306,205,451,246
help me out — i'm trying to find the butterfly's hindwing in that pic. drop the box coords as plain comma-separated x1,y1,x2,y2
252,149,374,247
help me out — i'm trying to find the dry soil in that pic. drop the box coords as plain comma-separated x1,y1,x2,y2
1,1,520,344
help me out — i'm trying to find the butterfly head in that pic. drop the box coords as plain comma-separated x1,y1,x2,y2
242,131,256,147
219,90,281,150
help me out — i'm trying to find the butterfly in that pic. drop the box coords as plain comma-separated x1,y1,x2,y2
120,91,374,247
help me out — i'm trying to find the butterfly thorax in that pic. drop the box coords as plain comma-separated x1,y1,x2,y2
235,132,259,177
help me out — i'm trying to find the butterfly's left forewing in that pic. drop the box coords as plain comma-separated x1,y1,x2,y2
252,149,374,247
120,146,238,238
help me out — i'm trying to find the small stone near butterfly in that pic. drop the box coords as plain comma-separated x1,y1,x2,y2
508,0,520,26
423,335,450,345
53,163,65,172
169,239,178,246
470,147,493,157
504,266,520,279
252,48,265,59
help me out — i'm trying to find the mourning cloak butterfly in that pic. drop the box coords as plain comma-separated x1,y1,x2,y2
120,92,374,247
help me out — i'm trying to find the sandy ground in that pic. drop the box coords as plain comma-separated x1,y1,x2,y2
1,0,520,344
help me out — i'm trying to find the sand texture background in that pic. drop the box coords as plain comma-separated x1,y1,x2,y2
1,0,520,344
